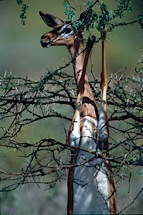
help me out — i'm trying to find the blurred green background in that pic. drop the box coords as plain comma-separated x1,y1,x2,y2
0,0,143,214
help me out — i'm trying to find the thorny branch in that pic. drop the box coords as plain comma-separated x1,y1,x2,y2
0,54,142,192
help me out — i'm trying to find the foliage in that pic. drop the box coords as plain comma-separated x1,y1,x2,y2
16,0,28,25
63,0,143,34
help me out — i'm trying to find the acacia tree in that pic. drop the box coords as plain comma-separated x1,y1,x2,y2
0,0,143,214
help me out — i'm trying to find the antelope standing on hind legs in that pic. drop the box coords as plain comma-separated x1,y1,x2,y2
39,10,117,215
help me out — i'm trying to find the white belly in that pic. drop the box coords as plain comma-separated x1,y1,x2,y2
72,116,110,214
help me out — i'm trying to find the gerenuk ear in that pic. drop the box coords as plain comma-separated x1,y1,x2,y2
39,11,64,27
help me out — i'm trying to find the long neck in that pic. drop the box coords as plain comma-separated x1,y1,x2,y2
68,38,98,118
68,38,85,86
